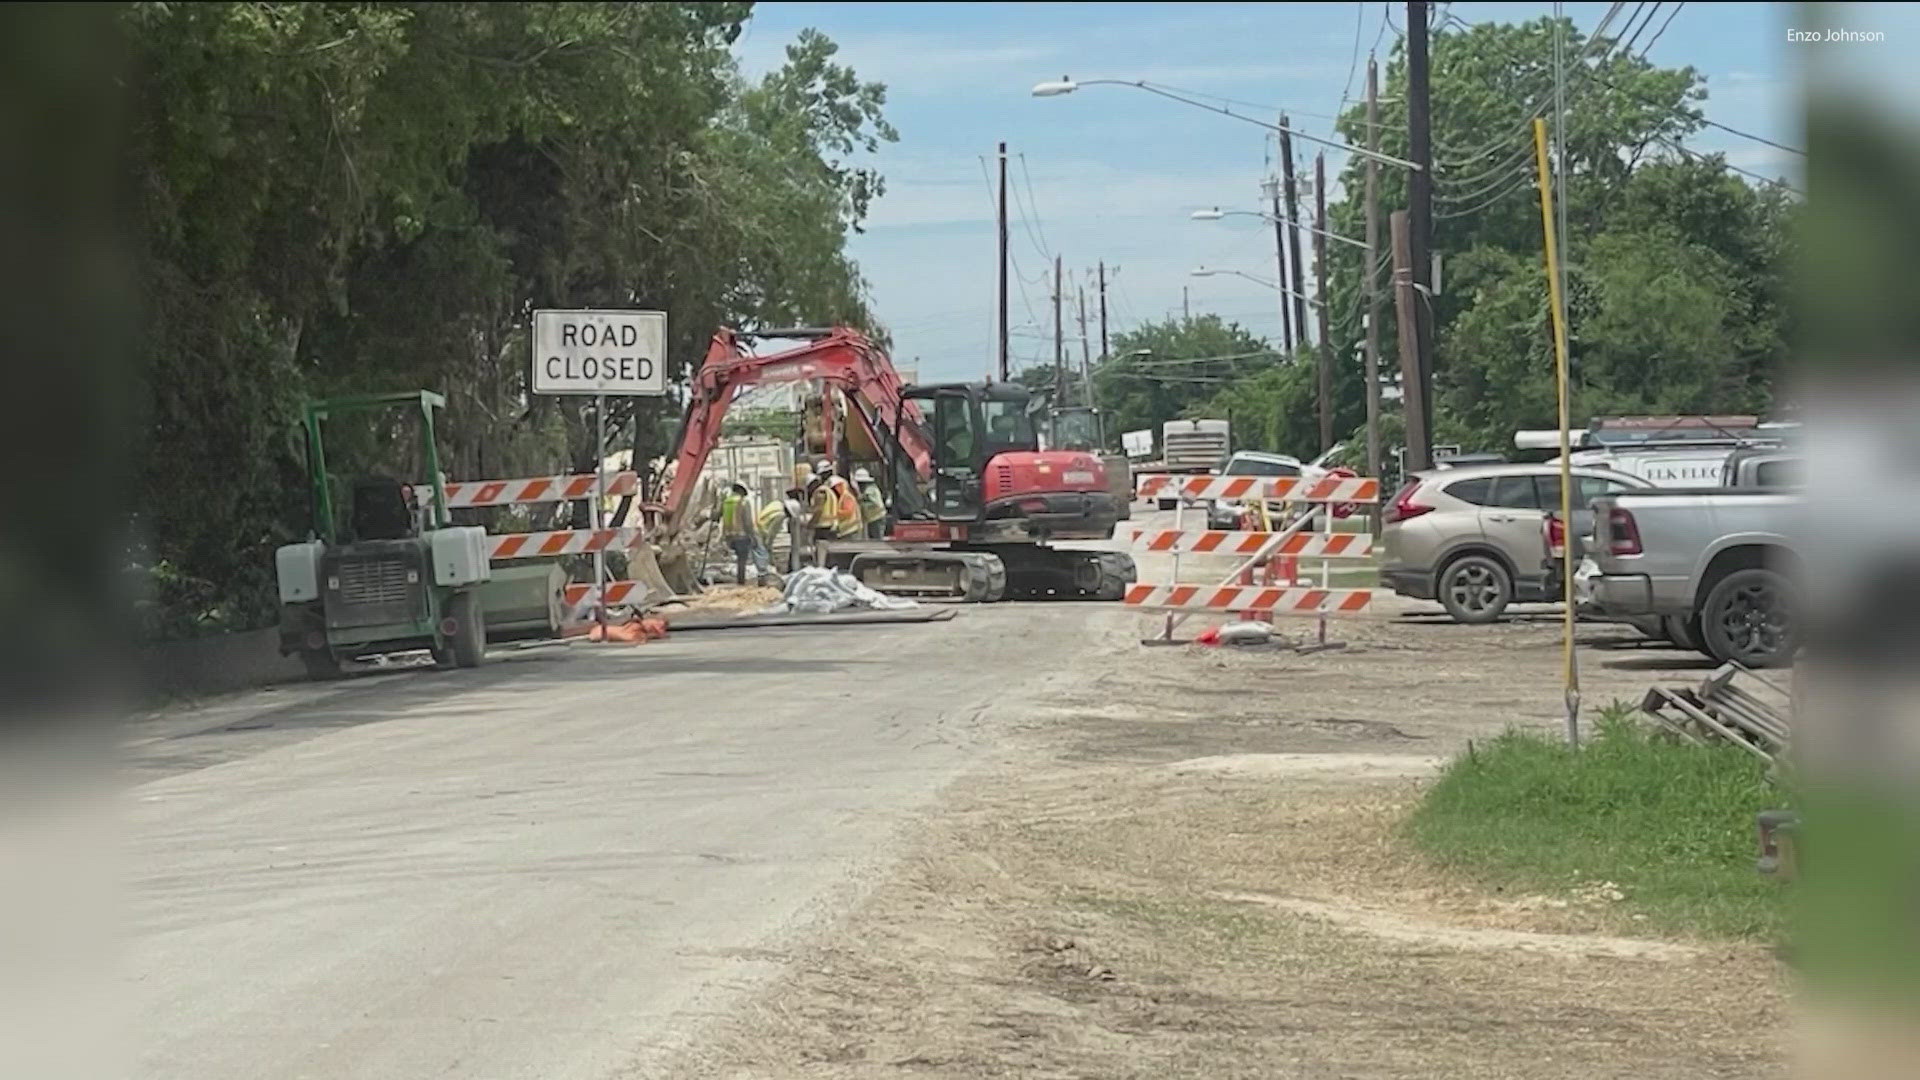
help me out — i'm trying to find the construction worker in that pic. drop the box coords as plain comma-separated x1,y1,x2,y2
756,485,806,574
853,467,888,539
719,482,770,586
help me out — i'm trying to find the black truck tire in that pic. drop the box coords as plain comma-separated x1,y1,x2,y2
448,590,487,668
1700,568,1796,668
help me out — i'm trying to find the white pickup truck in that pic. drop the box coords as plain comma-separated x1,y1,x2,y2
1580,450,1801,667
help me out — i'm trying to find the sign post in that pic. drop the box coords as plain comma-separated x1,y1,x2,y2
531,309,668,631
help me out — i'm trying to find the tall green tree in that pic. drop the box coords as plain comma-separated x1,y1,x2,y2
1092,315,1278,440
126,2,896,638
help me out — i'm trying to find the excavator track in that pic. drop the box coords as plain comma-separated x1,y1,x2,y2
848,550,1007,603
974,545,1136,601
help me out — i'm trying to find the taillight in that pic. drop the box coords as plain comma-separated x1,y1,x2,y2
1544,513,1566,559
1384,480,1433,524
1607,507,1643,556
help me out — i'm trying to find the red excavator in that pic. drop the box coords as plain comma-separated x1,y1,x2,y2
652,326,1136,602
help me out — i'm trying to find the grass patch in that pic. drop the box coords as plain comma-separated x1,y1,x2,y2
1407,706,1788,941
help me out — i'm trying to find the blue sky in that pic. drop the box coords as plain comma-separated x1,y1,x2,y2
733,2,1801,382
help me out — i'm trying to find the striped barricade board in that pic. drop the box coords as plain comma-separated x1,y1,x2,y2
487,527,642,561
1123,584,1373,616
444,471,638,509
1130,529,1373,558
1133,474,1380,504
561,580,650,622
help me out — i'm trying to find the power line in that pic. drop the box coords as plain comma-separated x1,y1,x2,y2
1656,136,1803,193
1015,154,1054,258
1616,2,1663,57
977,154,1047,328
1640,2,1683,54
1432,1,1631,169
1336,3,1366,130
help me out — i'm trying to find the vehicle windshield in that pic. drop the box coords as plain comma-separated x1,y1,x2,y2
1224,456,1300,477
982,398,1036,455
1050,409,1101,450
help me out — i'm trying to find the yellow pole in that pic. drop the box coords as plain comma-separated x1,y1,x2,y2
1533,117,1580,747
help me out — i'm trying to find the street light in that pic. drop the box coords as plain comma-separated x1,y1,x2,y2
1190,207,1369,250
1030,77,1422,172
1191,266,1326,309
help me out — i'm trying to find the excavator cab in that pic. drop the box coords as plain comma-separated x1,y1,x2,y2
903,382,1040,523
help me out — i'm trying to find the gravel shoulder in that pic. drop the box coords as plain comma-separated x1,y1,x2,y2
665,597,1790,1079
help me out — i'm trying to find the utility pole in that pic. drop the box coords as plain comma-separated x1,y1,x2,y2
1278,114,1310,350
1314,152,1334,454
997,142,1010,383
1053,254,1065,403
1391,211,1430,471
1267,178,1295,353
1182,286,1190,321
1076,282,1091,404
1407,0,1436,469
1364,58,1384,493
1097,260,1109,361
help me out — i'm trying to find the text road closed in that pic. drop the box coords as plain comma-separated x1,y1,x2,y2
532,309,667,396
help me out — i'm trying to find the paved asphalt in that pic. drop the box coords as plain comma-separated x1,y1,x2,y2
125,601,1113,1078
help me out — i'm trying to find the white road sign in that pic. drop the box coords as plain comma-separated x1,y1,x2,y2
532,309,667,396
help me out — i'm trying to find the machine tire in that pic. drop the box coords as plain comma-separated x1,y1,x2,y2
448,590,486,668
301,649,341,681
1699,568,1796,668
1438,553,1511,624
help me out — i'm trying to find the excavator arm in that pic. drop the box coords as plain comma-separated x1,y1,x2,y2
658,327,936,534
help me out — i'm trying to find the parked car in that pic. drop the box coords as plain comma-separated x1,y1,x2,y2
1204,450,1305,529
1380,463,1651,623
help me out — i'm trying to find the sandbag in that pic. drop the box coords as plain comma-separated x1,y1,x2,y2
762,566,920,615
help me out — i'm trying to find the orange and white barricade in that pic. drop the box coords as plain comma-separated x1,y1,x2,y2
445,470,637,509
1128,473,1379,645
445,468,650,633
487,527,643,561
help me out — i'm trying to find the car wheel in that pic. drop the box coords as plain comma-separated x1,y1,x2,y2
1438,554,1511,624
1700,568,1796,668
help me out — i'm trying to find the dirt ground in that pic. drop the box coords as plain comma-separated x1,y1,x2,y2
663,600,1790,1079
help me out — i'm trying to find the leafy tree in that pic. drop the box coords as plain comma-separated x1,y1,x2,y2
1092,315,1278,440
125,2,896,637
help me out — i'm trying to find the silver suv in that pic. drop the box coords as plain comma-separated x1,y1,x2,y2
1380,463,1650,623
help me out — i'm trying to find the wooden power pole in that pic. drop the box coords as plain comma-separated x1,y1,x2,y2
1268,178,1294,353
1076,282,1091,404
1364,59,1384,490
1391,210,1429,470
997,142,1010,383
1097,260,1109,361
1278,114,1310,349
1314,151,1334,454
1406,0,1436,470
1053,254,1065,402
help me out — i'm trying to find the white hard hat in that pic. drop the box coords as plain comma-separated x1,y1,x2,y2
852,467,874,483
813,459,833,475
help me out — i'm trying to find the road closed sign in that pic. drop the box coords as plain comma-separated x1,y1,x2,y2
532,309,667,396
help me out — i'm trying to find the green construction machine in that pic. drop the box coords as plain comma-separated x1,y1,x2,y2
274,391,493,679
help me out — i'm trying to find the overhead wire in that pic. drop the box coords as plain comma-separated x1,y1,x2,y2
976,153,1046,330
1430,1,1630,169
1639,2,1683,54
1014,153,1054,258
